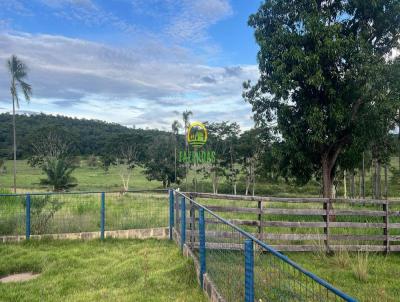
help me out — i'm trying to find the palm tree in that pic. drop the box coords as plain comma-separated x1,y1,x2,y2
7,55,32,193
182,110,193,147
182,110,192,190
171,120,182,183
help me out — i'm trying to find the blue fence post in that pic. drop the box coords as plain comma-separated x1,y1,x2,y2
169,190,174,240
245,239,254,302
25,194,31,240
180,196,186,251
199,208,206,289
100,192,105,241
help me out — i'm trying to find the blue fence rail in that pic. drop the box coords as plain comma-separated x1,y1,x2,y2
0,190,168,239
171,190,357,302
0,189,357,301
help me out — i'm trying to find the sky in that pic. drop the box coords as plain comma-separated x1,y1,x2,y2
0,0,262,131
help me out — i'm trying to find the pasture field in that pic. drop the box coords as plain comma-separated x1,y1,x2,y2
0,239,206,302
0,159,399,197
0,192,169,236
198,249,400,302
194,195,400,302
0,164,399,302
290,251,400,302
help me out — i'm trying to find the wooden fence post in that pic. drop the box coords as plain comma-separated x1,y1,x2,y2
324,199,330,253
383,200,389,254
384,165,388,199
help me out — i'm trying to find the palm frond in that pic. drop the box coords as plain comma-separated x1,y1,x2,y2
18,80,32,102
7,55,31,105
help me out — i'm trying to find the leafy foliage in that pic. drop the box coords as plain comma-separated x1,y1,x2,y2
0,113,169,160
86,155,98,168
39,158,77,191
144,135,186,188
26,195,64,234
245,0,400,196
29,132,77,191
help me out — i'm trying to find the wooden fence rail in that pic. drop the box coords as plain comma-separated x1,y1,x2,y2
180,192,400,253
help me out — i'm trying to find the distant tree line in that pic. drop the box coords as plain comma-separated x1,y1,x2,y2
1,112,399,194
0,113,166,159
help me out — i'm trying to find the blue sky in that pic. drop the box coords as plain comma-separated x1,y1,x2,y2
0,0,261,130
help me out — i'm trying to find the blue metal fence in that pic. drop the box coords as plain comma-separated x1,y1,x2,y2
171,189,357,302
0,189,357,301
0,190,168,239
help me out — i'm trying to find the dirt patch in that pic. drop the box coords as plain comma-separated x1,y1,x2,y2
0,272,40,283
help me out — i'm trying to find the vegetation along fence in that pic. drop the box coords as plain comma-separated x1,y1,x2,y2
188,193,400,253
0,190,169,241
0,189,358,301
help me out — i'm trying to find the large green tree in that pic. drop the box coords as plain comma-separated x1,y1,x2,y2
7,55,32,193
245,0,400,198
144,135,186,188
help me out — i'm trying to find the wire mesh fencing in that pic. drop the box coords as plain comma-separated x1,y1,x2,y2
0,190,169,239
173,190,357,302
0,194,25,236
1,189,357,301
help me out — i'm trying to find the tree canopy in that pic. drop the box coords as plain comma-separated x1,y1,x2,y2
245,0,400,197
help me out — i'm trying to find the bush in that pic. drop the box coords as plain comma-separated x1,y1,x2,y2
87,155,98,168
24,195,64,234
40,158,77,191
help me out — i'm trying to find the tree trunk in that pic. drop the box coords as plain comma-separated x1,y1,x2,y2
350,170,355,198
384,164,388,198
371,159,376,198
245,176,250,195
321,155,336,222
321,158,333,198
343,170,347,198
212,173,218,194
398,117,400,170
12,94,17,194
174,146,177,183
376,161,381,199
362,152,365,199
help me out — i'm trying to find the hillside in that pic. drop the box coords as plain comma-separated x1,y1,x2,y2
0,113,170,159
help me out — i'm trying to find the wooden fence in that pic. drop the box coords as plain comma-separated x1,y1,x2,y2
183,192,400,253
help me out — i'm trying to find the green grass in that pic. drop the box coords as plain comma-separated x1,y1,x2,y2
2,158,400,197
196,247,400,302
0,192,169,236
0,239,207,302
0,160,161,192
288,251,400,302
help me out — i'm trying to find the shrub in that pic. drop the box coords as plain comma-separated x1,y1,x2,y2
87,155,98,168
40,158,77,191
24,195,64,234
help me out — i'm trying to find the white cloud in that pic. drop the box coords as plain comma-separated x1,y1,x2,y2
132,0,232,43
0,32,258,129
0,0,33,16
166,0,233,42
38,0,138,34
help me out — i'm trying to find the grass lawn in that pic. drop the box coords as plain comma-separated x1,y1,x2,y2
0,160,161,192
289,251,400,302
1,158,400,197
0,239,207,302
